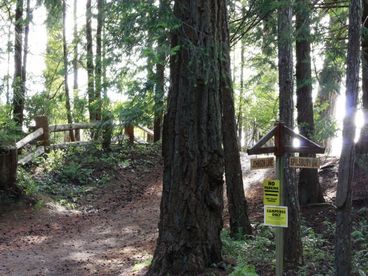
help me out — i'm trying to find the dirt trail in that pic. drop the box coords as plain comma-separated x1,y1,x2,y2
0,166,162,276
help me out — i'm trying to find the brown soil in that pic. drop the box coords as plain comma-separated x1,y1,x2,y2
0,153,367,275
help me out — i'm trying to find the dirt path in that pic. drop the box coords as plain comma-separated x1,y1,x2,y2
0,165,162,276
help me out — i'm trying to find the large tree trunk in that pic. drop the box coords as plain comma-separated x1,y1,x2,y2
316,12,346,152
357,0,368,153
221,4,252,238
295,0,324,206
86,0,95,123
12,0,24,126
148,1,226,274
0,148,22,199
95,0,104,122
278,1,303,269
21,0,30,105
335,0,361,275
153,0,168,143
62,0,75,141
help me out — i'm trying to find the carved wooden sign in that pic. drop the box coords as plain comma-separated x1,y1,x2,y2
289,157,320,169
250,157,274,170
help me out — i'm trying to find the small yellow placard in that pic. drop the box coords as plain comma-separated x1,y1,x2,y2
250,157,274,170
289,157,320,169
263,179,280,206
264,206,288,228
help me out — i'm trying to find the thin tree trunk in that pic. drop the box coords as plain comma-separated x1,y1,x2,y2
6,24,11,105
221,4,252,238
102,25,107,100
72,0,80,141
62,0,75,141
95,0,104,121
153,0,167,142
148,1,226,274
21,0,30,96
12,0,24,126
295,0,324,205
278,0,303,269
357,0,368,153
237,39,245,149
335,0,361,275
86,0,95,123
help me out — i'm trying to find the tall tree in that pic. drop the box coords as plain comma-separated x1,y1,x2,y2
12,0,24,126
148,0,228,274
72,0,80,140
221,5,252,237
278,0,303,268
86,0,95,122
357,0,368,153
95,0,104,121
153,0,168,142
21,0,31,106
316,10,346,152
62,0,74,141
295,0,324,205
237,38,245,148
335,0,361,274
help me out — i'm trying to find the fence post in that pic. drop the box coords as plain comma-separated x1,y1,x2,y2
0,147,21,199
35,115,50,150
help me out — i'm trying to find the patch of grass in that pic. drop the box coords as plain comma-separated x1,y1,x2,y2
132,258,152,272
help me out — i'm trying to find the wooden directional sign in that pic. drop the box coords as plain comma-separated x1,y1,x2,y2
263,179,280,205
251,157,274,170
289,157,320,169
264,206,288,228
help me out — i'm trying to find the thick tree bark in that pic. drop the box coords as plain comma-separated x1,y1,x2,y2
335,0,361,275
95,0,104,122
86,0,95,123
62,0,75,141
0,148,22,199
278,1,303,269
153,0,168,142
148,1,226,274
12,0,24,126
221,4,252,238
357,0,368,153
295,0,324,205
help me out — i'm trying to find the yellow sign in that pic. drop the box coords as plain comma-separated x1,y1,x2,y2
251,157,274,170
264,206,288,228
289,157,320,169
263,179,280,205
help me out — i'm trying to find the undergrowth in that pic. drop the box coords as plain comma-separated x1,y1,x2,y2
17,143,160,207
222,212,368,276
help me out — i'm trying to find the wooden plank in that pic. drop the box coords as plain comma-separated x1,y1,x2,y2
137,125,154,136
250,157,275,170
284,146,325,154
49,123,97,132
247,146,276,155
15,128,44,149
18,147,45,165
247,125,277,152
289,157,320,169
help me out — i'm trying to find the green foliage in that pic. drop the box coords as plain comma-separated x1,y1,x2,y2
0,105,21,148
17,167,39,196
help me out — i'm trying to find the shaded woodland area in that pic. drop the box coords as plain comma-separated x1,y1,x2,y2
0,0,367,275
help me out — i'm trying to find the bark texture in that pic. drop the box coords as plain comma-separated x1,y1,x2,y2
148,1,226,274
335,0,361,275
95,0,104,121
86,0,95,123
12,0,24,126
0,148,21,199
295,0,324,205
221,4,252,238
278,1,303,269
73,0,80,141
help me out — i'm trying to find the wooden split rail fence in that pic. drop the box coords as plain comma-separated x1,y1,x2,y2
14,116,154,166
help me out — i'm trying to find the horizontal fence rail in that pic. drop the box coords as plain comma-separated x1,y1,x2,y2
14,116,154,166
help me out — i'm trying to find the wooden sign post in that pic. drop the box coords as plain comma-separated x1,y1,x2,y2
247,122,324,276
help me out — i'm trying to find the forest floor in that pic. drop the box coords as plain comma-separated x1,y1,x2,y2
0,146,367,275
